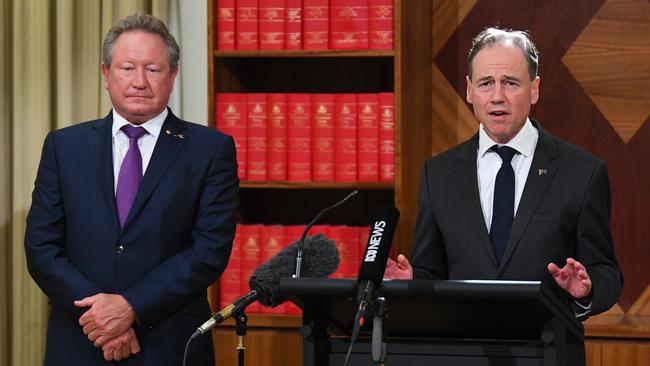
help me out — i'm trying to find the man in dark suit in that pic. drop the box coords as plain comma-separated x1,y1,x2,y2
385,27,622,362
24,13,238,365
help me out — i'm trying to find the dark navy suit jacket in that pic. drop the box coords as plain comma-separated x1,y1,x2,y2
25,110,238,365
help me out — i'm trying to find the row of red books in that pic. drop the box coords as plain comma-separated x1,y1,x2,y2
219,223,372,315
216,0,393,50
216,93,395,182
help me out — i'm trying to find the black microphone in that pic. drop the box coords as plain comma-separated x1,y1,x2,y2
294,190,358,278
345,204,400,366
192,234,340,338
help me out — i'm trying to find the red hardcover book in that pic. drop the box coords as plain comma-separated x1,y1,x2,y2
357,94,379,182
334,94,358,182
378,92,395,182
340,226,360,278
247,94,267,181
267,93,287,181
236,0,258,50
259,0,285,50
287,94,312,181
368,0,393,50
216,93,247,180
330,0,369,50
311,94,335,181
358,225,370,263
325,226,345,278
260,225,286,314
283,224,304,315
240,224,262,313
219,224,243,309
285,0,302,50
284,225,305,247
307,224,330,238
216,0,236,50
303,0,329,50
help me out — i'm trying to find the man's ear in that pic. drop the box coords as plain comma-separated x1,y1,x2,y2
531,76,540,105
466,76,473,103
101,64,110,89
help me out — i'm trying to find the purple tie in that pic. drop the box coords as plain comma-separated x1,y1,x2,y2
116,125,147,227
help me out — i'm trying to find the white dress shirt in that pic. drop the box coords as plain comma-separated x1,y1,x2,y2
112,109,167,193
477,118,539,232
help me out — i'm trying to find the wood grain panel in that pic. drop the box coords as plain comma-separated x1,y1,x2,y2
602,342,650,366
213,328,303,366
586,341,602,366
562,0,650,143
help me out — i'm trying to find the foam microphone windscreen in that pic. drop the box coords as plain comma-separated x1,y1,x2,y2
249,233,340,307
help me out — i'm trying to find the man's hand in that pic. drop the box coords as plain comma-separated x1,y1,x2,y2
100,327,141,361
547,258,592,299
74,293,136,347
384,254,413,280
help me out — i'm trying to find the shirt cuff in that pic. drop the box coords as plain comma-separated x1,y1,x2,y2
572,291,592,319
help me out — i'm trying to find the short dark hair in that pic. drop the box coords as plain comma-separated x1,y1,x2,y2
467,27,539,80
102,13,180,71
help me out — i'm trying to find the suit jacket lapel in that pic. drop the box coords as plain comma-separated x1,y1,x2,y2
86,113,121,231
456,134,498,266
500,121,558,270
122,112,187,230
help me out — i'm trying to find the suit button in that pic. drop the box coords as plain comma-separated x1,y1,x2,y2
116,245,125,254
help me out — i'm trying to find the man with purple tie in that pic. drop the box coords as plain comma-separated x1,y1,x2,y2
24,13,238,365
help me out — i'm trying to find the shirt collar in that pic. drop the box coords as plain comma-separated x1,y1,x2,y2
111,108,168,139
478,118,538,158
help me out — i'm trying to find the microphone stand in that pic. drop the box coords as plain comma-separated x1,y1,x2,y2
293,190,358,278
371,297,387,364
234,311,248,366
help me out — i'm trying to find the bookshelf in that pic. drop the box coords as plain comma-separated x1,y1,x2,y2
207,1,433,365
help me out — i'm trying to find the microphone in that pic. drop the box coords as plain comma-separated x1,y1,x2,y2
192,234,340,338
193,290,259,337
250,233,339,307
345,204,400,366
294,190,358,278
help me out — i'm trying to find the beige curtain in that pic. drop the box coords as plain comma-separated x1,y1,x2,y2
0,1,169,365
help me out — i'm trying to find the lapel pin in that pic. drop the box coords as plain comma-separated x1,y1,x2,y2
165,129,171,135
177,133,184,139
538,168,547,176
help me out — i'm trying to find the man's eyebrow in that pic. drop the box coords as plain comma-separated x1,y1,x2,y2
503,75,522,82
475,76,494,83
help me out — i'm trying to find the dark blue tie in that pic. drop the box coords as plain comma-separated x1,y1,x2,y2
490,145,518,264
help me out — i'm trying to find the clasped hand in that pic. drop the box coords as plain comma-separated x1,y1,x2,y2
74,293,140,361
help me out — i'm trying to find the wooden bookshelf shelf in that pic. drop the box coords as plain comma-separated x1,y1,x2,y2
214,49,395,58
216,314,303,329
240,181,394,190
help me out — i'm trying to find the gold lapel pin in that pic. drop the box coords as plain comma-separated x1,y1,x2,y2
538,169,548,176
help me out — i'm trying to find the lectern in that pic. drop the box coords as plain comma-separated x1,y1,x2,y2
279,278,583,366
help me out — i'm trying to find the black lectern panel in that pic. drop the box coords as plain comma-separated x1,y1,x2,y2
280,278,582,341
279,278,584,366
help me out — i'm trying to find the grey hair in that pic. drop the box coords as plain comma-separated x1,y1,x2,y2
467,27,539,80
102,13,180,71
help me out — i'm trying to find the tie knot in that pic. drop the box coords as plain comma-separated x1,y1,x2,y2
491,145,518,164
121,125,147,140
